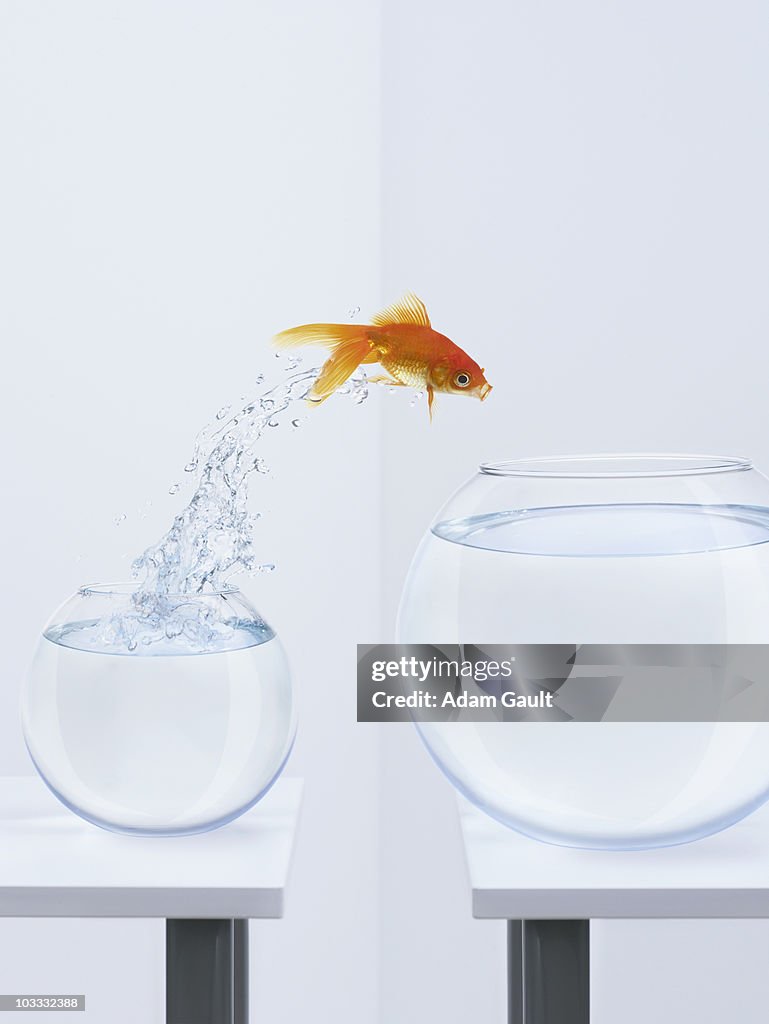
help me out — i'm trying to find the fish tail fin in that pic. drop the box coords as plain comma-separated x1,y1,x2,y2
273,322,374,405
273,322,366,350
308,335,374,405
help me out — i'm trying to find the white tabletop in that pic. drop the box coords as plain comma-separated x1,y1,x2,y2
0,776,302,919
459,797,769,919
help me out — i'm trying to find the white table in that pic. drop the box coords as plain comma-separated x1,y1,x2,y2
459,796,769,1024
0,776,302,1023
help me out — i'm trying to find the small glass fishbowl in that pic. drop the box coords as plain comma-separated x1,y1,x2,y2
398,454,769,849
22,584,294,836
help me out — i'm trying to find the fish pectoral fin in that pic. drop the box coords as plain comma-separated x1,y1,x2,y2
427,384,435,422
308,338,373,404
367,375,405,386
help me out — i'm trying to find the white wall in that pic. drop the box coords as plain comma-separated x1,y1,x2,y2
4,2,769,1022
380,1,769,1022
0,2,380,1021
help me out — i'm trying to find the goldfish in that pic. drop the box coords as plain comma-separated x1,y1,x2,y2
273,292,492,420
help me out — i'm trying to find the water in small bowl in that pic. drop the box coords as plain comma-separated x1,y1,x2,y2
22,587,294,836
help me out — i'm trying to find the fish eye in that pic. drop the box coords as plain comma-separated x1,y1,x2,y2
454,371,471,388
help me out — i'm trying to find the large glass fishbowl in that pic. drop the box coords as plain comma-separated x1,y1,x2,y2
22,584,294,836
398,454,769,849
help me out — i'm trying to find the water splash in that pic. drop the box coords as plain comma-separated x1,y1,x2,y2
99,365,368,651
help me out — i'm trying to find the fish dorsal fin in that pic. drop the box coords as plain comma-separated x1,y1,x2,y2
370,291,431,328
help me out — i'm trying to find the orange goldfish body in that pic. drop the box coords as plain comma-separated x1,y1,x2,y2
273,292,492,420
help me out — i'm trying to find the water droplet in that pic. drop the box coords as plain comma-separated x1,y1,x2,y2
114,513,126,526
103,363,369,652
348,305,361,318
254,373,265,385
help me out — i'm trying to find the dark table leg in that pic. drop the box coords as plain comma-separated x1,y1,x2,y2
166,919,249,1024
508,920,589,1024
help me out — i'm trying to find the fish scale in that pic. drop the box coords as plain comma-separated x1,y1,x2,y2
379,350,429,388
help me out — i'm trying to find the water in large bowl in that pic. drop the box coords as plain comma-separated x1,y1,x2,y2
22,586,294,836
398,456,769,849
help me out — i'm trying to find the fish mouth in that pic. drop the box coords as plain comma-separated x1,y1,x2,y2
479,383,492,401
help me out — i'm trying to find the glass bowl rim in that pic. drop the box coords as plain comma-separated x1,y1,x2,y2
78,581,241,599
478,453,753,479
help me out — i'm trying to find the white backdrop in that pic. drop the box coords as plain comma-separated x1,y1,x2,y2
0,2,380,1022
3,1,769,1022
380,1,769,1022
